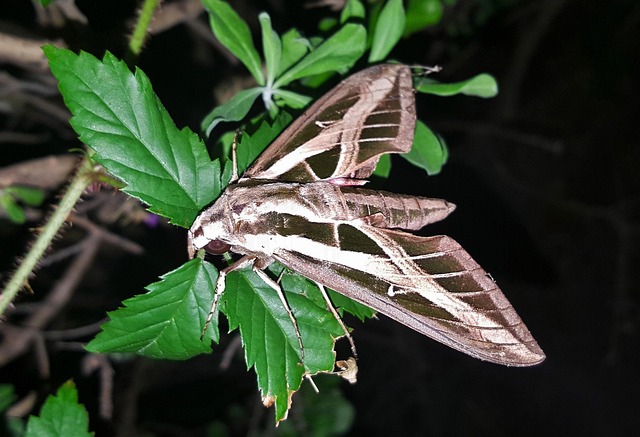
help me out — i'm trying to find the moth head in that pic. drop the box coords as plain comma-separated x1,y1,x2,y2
188,213,231,258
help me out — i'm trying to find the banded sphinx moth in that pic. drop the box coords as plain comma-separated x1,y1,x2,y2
189,64,545,367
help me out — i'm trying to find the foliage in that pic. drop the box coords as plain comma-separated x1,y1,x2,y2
0,186,44,224
43,46,218,228
24,381,92,437
5,0,499,429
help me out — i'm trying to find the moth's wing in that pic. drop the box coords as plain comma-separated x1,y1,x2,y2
272,222,545,366
243,64,416,183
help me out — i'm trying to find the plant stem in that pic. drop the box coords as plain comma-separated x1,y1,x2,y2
0,157,95,316
0,0,159,317
128,0,160,58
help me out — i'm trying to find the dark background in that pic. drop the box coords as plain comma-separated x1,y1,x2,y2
1,0,638,435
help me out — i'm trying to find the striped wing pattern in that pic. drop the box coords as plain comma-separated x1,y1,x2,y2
190,64,545,366
271,221,544,366
243,64,416,182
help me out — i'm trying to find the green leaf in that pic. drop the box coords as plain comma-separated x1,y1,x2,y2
416,73,499,98
235,112,293,175
0,384,16,412
25,381,91,437
299,71,336,89
208,129,236,163
404,0,443,36
259,12,282,87
328,290,376,322
372,153,391,178
366,0,384,49
219,153,236,188
0,194,26,224
201,86,264,137
203,0,264,85
86,259,219,360
278,29,310,77
5,186,45,206
341,0,366,22
0,385,24,437
269,264,375,323
272,88,312,109
318,17,338,32
0,186,44,224
403,120,448,175
44,46,217,228
222,269,345,424
368,0,406,62
274,23,366,87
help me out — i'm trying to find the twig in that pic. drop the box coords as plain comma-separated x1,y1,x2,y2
82,353,114,420
0,154,78,190
219,334,242,371
0,230,101,366
127,0,160,61
432,119,564,154
500,0,570,119
0,32,60,71
71,214,145,255
44,319,107,341
0,157,96,317
148,0,203,34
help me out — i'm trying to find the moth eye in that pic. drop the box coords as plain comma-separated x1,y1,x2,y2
205,240,231,255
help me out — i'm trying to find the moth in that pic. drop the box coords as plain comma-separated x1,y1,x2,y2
188,64,545,367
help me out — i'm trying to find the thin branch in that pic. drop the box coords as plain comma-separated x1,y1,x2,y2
82,353,115,420
0,229,101,366
127,0,161,61
44,319,107,341
148,0,203,34
0,157,96,316
71,214,145,255
500,0,570,120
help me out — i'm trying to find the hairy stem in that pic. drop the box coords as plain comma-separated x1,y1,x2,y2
128,0,160,58
0,157,96,316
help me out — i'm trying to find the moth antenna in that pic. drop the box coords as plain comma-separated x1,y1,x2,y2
253,267,306,364
315,282,358,359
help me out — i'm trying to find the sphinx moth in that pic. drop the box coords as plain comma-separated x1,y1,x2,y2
188,64,545,366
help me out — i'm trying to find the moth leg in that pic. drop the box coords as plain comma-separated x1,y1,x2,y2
252,267,306,364
201,255,256,339
315,282,358,359
230,130,241,183
305,374,320,393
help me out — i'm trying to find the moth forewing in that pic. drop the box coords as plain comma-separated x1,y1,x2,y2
188,63,545,368
242,64,416,183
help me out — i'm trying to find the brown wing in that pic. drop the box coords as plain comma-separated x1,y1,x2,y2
271,221,545,366
242,64,416,183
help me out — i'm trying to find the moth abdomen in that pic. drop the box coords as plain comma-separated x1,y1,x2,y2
338,187,456,230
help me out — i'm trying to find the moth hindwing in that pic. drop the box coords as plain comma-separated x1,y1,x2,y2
189,64,545,367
